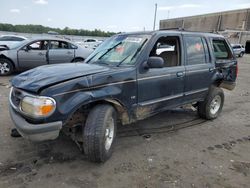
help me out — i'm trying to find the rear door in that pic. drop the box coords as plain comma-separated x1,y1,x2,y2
48,40,75,64
18,40,49,69
183,35,215,102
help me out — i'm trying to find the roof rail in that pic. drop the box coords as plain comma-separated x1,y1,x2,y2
159,27,185,31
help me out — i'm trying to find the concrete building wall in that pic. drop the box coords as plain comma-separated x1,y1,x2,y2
160,8,250,32
160,8,250,52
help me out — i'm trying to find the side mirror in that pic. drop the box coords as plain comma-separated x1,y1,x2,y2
145,56,164,69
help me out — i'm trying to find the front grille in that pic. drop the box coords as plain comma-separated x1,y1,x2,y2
10,88,24,109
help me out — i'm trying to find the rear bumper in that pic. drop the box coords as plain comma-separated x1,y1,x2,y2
219,81,236,91
9,106,62,142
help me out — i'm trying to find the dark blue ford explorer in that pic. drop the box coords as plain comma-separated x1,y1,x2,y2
9,30,237,162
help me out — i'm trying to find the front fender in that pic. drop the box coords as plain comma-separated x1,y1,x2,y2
39,67,137,124
56,85,122,116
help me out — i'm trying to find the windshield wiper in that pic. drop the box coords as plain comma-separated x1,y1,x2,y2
85,42,122,64
116,39,148,67
98,41,122,60
85,51,100,64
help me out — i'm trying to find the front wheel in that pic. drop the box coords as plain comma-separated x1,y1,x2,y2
239,52,244,57
197,87,224,120
83,104,117,162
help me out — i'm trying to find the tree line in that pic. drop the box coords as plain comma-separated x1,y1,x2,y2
0,23,116,37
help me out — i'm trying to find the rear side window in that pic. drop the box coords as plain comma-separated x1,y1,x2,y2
232,45,240,49
212,40,232,59
184,36,207,65
50,41,69,49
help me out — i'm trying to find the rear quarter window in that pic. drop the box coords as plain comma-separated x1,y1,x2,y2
212,39,233,60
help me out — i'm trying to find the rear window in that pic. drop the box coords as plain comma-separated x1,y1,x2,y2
212,39,233,59
232,45,241,49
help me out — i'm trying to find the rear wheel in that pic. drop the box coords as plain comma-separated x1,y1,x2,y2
198,87,224,120
0,58,14,76
83,104,117,162
239,52,244,57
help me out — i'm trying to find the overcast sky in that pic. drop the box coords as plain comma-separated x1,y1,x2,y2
1,0,250,32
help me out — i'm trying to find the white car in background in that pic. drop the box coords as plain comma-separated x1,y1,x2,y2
156,44,175,55
0,35,27,49
76,38,102,49
231,44,245,57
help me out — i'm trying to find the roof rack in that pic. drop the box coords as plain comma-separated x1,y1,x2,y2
159,27,185,31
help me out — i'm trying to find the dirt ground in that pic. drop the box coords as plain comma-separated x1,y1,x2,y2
0,56,250,188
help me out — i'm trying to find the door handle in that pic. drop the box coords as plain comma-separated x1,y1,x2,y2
67,51,73,54
176,71,184,77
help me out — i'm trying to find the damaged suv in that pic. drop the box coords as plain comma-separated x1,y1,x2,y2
9,30,237,162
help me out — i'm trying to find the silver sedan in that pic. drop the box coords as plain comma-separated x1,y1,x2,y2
0,38,93,75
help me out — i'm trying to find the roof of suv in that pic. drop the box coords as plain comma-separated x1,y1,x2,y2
118,30,224,38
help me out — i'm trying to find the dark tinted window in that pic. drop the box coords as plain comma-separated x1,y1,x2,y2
213,40,232,59
184,36,206,65
85,39,96,42
232,45,241,49
11,36,25,41
0,36,25,41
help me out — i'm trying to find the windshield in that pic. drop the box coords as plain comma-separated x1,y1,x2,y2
85,34,150,66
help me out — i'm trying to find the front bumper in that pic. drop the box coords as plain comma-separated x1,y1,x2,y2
9,106,62,142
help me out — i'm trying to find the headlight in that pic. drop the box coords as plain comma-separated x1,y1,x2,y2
20,96,56,118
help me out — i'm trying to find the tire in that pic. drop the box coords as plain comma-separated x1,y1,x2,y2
239,52,244,57
0,58,14,76
197,87,224,120
72,57,84,62
83,104,117,162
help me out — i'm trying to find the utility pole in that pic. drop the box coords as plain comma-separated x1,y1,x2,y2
153,3,157,31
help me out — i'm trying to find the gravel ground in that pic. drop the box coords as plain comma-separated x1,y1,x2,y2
0,56,250,188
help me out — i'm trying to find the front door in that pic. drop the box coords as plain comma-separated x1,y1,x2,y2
137,35,185,117
48,40,75,64
18,40,49,70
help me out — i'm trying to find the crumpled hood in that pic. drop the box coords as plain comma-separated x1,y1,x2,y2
11,63,109,93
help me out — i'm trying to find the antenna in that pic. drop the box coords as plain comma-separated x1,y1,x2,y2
153,3,158,31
